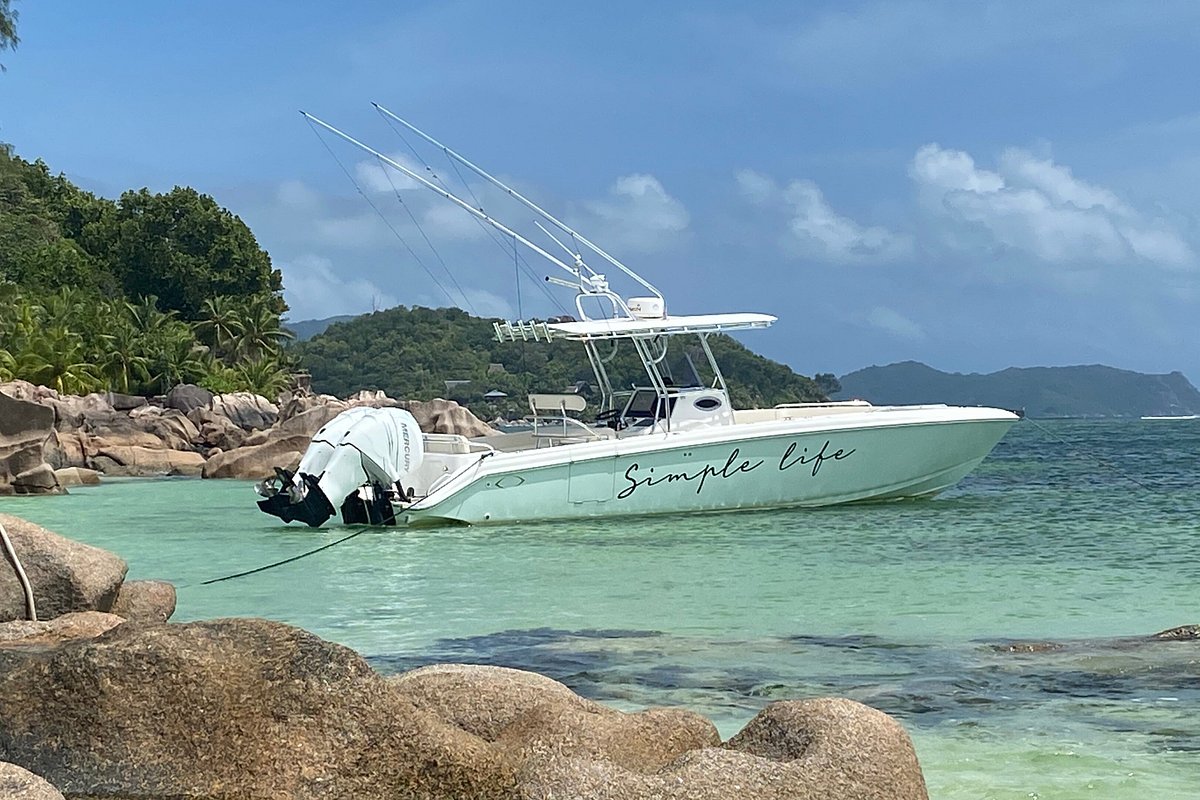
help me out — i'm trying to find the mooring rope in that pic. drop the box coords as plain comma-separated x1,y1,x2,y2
1021,416,1163,494
198,527,371,586
0,519,38,621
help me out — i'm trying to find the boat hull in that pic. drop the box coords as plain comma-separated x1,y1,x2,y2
404,407,1017,525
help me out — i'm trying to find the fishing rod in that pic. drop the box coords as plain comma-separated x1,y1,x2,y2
372,102,665,305
302,111,607,301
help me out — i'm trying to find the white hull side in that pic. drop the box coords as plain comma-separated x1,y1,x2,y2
404,407,1017,525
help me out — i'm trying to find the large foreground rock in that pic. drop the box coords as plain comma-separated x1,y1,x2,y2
0,618,515,799
0,762,65,800
0,392,62,496
0,617,928,799
0,515,127,623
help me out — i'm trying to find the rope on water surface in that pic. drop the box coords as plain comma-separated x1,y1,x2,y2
1020,416,1162,495
197,527,372,586
1,519,38,621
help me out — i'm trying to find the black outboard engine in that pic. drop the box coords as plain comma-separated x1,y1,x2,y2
256,469,337,527
255,407,423,527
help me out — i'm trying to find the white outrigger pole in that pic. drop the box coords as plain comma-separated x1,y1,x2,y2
301,109,708,417
371,103,665,309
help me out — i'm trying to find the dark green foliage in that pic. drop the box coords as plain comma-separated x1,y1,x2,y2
0,149,293,397
837,361,1200,418
108,187,284,320
293,306,826,418
0,0,17,70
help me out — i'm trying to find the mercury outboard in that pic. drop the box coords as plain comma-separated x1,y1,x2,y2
255,407,424,527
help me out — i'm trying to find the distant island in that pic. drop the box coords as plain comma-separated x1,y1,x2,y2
835,361,1200,418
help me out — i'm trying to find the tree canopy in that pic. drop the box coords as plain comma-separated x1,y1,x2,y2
0,0,17,71
293,305,827,419
0,149,293,397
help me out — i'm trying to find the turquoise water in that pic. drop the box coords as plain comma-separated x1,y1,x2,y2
5,419,1199,798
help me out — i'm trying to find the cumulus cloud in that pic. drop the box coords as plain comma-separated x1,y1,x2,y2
574,174,689,253
279,254,399,321
738,169,911,264
911,144,1195,269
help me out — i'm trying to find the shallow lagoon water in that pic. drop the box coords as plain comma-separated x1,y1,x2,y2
6,419,1199,798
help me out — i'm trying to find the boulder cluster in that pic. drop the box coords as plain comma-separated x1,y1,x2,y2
0,381,497,495
0,514,930,799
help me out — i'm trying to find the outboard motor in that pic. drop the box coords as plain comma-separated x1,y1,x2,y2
255,407,424,527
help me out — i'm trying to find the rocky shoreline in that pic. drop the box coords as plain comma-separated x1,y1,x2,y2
0,513,930,799
1,381,498,495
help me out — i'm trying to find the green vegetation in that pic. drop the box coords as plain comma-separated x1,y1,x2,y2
0,148,292,397
294,306,827,419
836,361,1200,418
0,0,16,71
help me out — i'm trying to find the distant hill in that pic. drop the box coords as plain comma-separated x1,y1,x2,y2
291,305,825,419
284,315,360,342
835,361,1200,418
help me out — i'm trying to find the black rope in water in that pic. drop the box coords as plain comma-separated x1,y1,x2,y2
1021,416,1163,494
199,527,372,586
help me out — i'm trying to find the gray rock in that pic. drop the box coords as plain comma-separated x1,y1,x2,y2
0,514,128,623
0,392,61,496
109,579,176,624
404,397,498,437
52,467,101,487
0,611,125,649
513,698,928,800
209,391,279,431
0,762,66,800
0,618,516,799
201,433,310,479
90,446,205,477
105,392,147,411
165,383,214,415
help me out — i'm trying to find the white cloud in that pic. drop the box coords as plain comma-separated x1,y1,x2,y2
276,179,322,211
911,144,1195,270
574,174,689,253
355,153,424,194
865,306,925,341
279,254,399,321
738,169,911,264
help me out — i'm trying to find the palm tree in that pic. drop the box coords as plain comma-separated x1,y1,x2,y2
194,295,245,360
99,319,152,394
238,356,293,398
151,331,207,393
0,347,15,381
232,295,293,362
23,324,103,395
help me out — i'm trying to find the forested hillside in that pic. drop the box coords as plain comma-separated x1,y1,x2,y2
293,306,828,418
0,147,293,396
836,361,1200,417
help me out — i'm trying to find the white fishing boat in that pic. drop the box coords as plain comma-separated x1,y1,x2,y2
256,109,1018,527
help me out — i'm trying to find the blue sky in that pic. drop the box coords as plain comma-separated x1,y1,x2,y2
4,1,1200,382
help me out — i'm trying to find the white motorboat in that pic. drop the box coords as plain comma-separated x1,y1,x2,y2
256,109,1018,527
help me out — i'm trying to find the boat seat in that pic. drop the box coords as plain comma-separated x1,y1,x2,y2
528,393,601,447
528,393,588,415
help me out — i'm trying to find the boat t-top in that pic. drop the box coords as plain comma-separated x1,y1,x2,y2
256,107,1018,526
